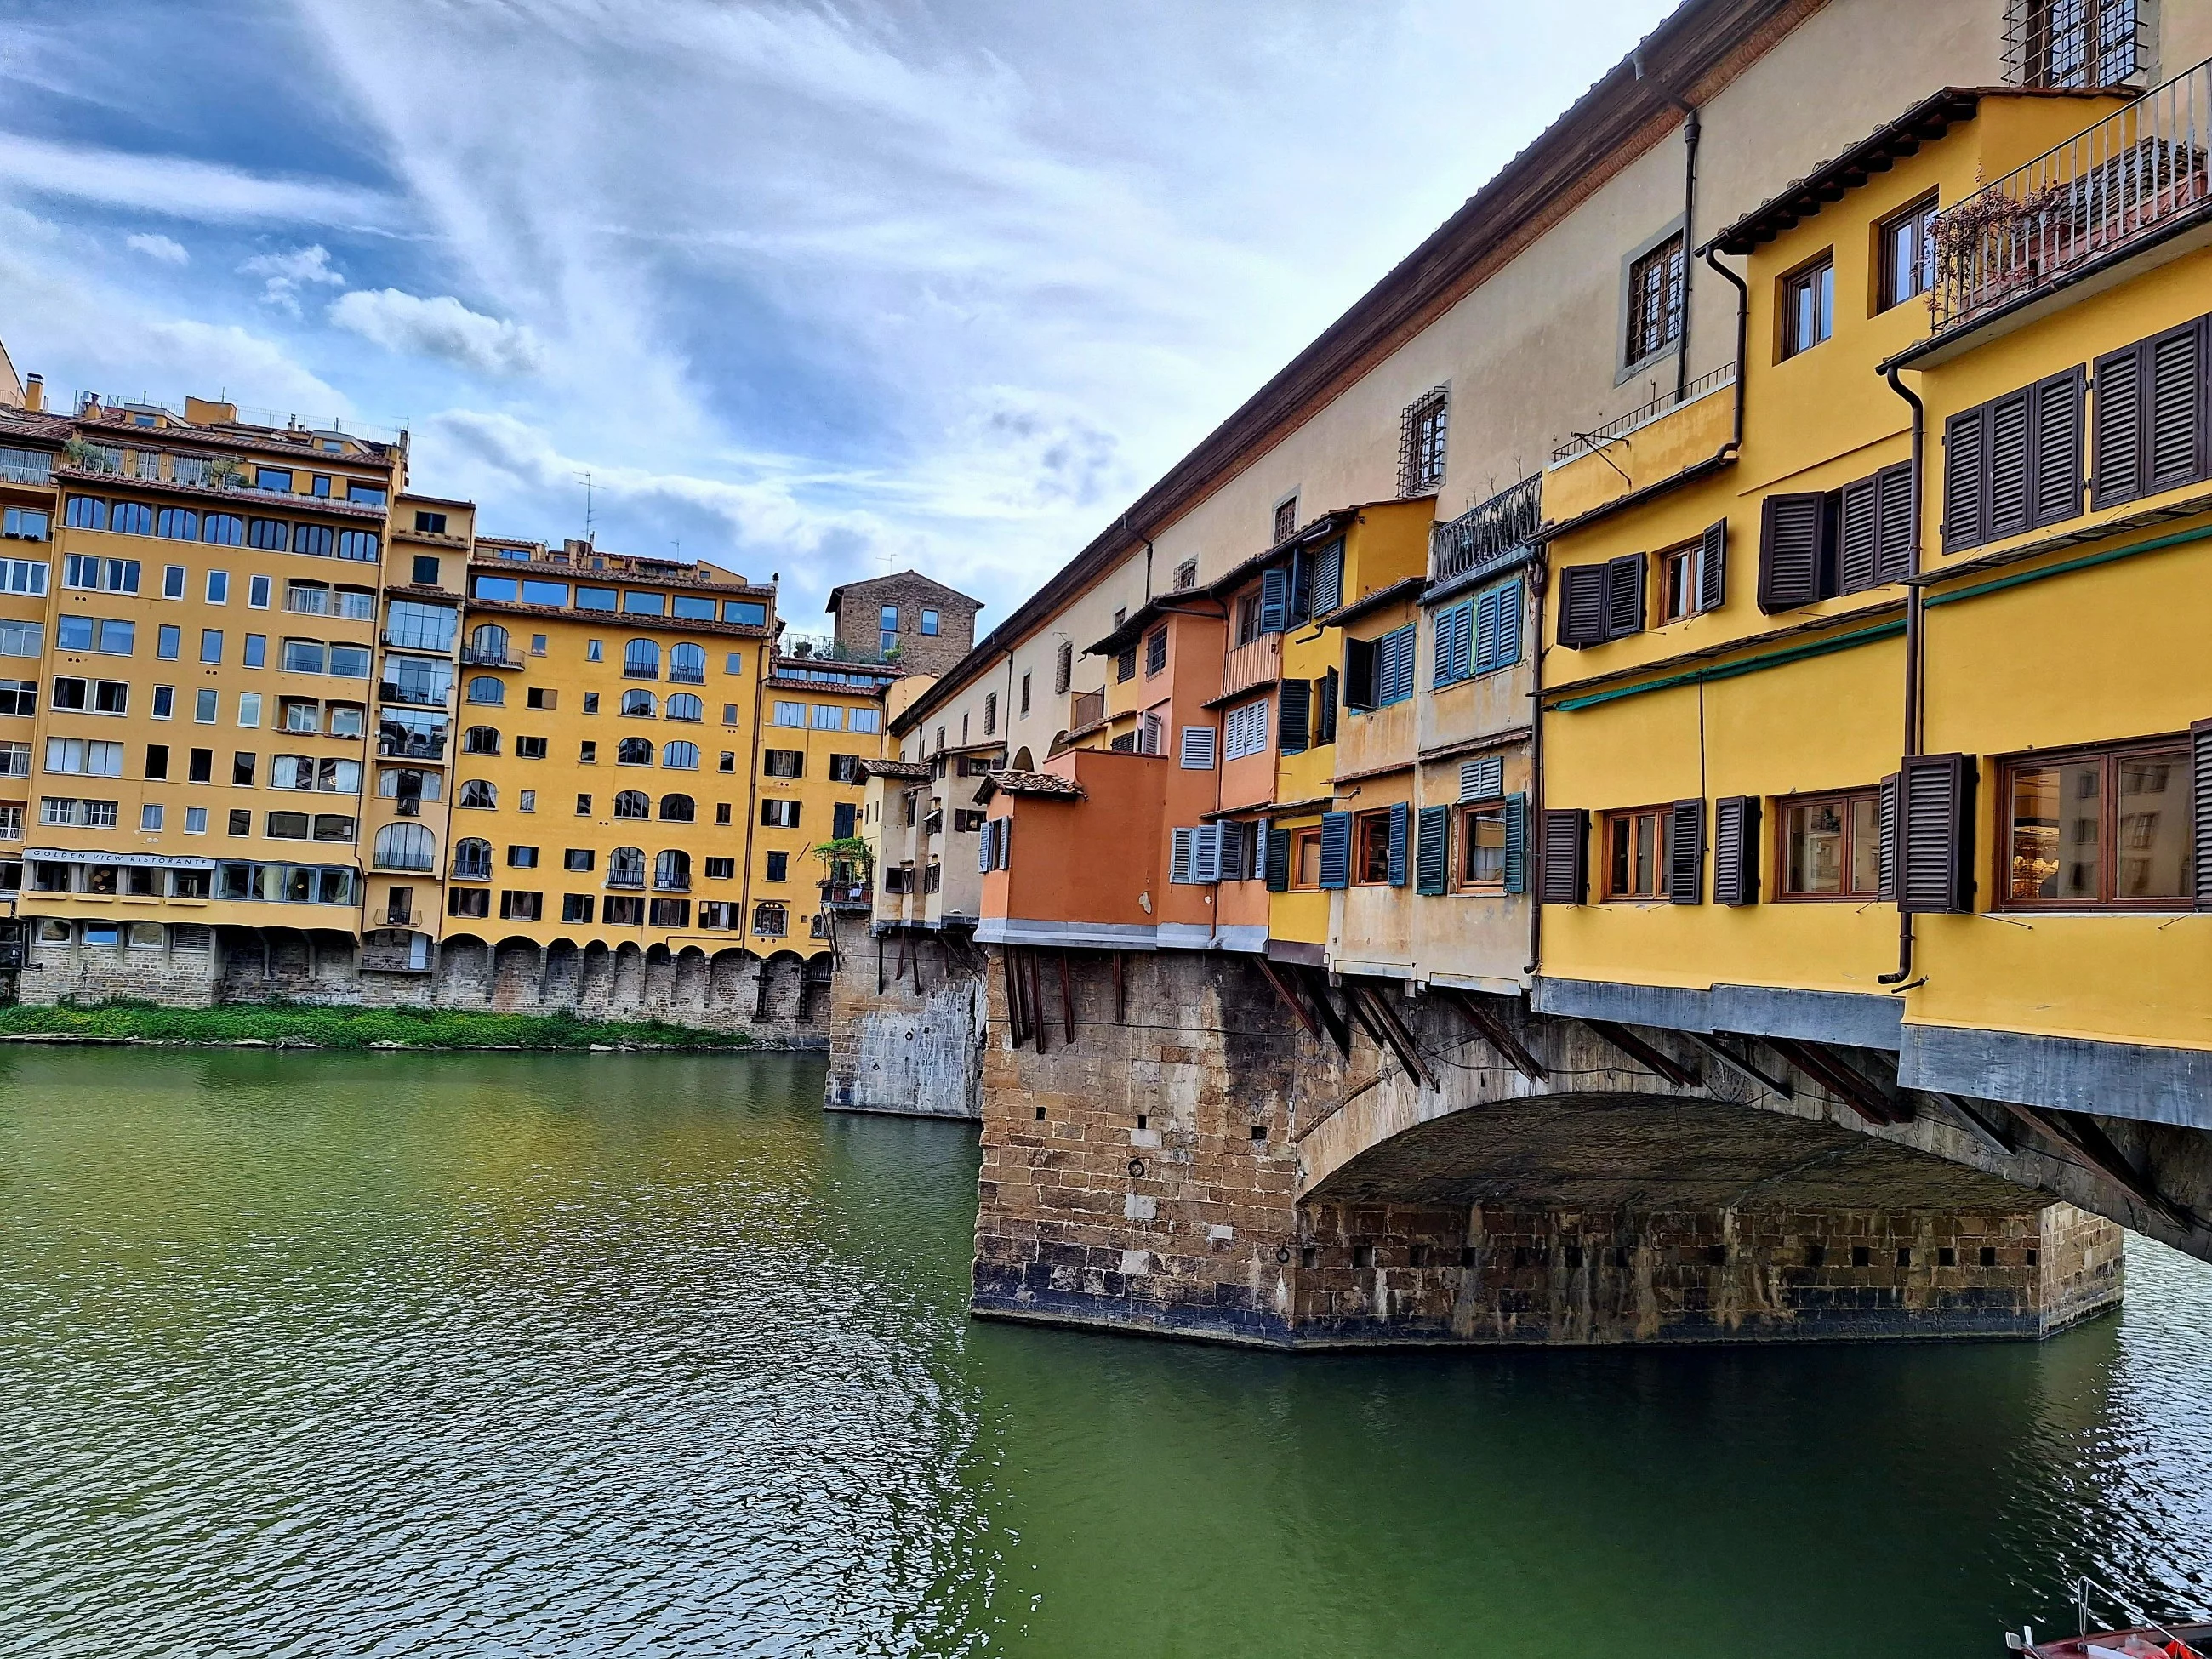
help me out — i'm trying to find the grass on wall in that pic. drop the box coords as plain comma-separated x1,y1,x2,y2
0,999,755,1051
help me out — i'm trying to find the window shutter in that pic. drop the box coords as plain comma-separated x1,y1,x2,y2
1942,407,1986,554
997,818,1012,870
1343,637,1377,710
1460,754,1504,802
1179,725,1216,769
1604,551,1645,639
1758,493,1826,611
1433,602,1472,687
1053,641,1072,694
1838,475,1879,594
1491,579,1523,670
1558,564,1607,647
1382,627,1417,704
1318,812,1353,889
1414,804,1451,895
978,819,995,873
2147,318,2206,493
2030,366,2084,528
1987,387,2032,541
1713,794,1760,905
1470,592,1497,678
1874,461,1915,583
1279,677,1310,755
1310,539,1344,616
2092,340,2144,508
1697,520,1726,613
1668,797,1704,904
1264,826,1292,892
1220,821,1251,883
1386,801,1410,887
1170,827,1196,885
1316,670,1338,744
1259,567,1290,634
1192,823,1222,884
1502,791,1528,893
1899,752,1975,914
2193,719,2212,911
1539,809,1588,905
1878,771,1900,902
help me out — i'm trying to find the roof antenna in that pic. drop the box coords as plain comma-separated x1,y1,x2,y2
575,470,595,544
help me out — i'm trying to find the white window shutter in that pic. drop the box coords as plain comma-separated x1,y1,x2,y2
1180,725,1217,769
978,819,994,871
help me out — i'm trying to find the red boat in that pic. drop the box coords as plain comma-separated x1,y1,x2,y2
2006,1581,2210,1657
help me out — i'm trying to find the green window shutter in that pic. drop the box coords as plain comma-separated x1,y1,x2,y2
1502,792,1528,893
1415,804,1451,894
1319,812,1352,889
1265,827,1292,892
1387,801,1410,887
1279,677,1311,755
1259,567,1290,633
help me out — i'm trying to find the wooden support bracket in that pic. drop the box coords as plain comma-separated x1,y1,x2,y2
1582,1019,1701,1089
2004,1101,2198,1232
1253,955,1322,1041
1763,1036,1900,1126
1440,988,1547,1081
1682,1030,1793,1099
1926,1091,2015,1158
1353,982,1436,1092
1058,952,1075,1045
1296,964,1354,1058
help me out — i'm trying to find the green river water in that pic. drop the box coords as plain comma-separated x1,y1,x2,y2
2,1049,2208,1657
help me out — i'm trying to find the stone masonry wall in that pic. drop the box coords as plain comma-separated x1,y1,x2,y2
824,916,985,1118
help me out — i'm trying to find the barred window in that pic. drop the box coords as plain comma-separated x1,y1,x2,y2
1626,233,1685,367
1398,386,1448,497
2008,0,2141,88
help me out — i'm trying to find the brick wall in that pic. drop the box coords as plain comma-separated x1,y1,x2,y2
830,573,981,680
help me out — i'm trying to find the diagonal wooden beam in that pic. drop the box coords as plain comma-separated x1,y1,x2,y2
1440,988,1546,1081
1764,1036,1898,1126
1252,955,1322,1040
1582,1019,1701,1090
1926,1091,2015,1158
2004,1102,2197,1232
1354,983,1437,1092
1296,964,1354,1058
1681,1030,1793,1098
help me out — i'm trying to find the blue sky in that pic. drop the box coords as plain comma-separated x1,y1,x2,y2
0,0,1673,631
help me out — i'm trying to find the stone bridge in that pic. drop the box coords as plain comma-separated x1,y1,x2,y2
969,947,2212,1348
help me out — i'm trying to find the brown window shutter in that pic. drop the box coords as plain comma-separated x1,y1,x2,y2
1878,772,1900,902
1343,636,1377,710
1713,795,1760,906
1873,461,1914,583
2030,367,2084,529
1941,406,1987,553
1558,564,1608,647
2147,317,2206,493
1539,809,1588,905
1987,389,2032,541
2092,340,2144,508
1758,493,1826,612
1279,676,1310,755
1838,474,1879,593
2193,719,2212,911
1899,752,1976,914
1604,551,1646,639
1668,797,1704,904
1697,518,1727,612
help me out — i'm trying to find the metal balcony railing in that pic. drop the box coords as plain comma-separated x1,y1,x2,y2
1548,362,1736,465
377,733,447,760
606,871,646,890
459,646,523,669
1429,472,1542,586
1930,58,2212,332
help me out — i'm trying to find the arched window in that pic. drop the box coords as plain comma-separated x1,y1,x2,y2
658,794,695,823
373,823,436,871
292,523,334,557
619,688,658,717
661,740,698,770
466,676,505,705
458,779,498,809
608,845,646,887
452,837,493,880
654,849,691,891
669,642,706,683
613,790,650,819
202,513,243,546
468,623,510,663
110,501,153,535
336,530,378,562
463,725,501,755
666,693,704,722
624,639,659,678
753,901,788,938
617,737,654,765
156,507,198,540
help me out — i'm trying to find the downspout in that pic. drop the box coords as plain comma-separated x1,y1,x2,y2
738,620,767,966
1701,244,1747,456
1525,554,1547,980
1634,50,1699,404
1878,363,1926,987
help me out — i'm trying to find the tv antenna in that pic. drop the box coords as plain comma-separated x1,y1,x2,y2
575,470,595,544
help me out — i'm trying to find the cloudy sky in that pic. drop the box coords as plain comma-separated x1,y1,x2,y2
0,0,1673,631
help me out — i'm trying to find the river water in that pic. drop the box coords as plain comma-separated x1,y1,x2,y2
2,1050,2208,1657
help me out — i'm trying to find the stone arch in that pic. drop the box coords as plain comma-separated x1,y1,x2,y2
707,949,755,1027
541,938,582,1008
490,935,544,1011
574,940,615,1018
1012,746,1034,772
436,933,493,1006
610,941,647,1009
641,942,677,1013
755,949,805,1024
672,945,710,1017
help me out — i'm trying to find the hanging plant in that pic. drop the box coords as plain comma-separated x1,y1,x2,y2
1927,179,2072,320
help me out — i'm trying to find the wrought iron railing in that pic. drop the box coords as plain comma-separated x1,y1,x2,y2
1429,473,1542,586
1548,362,1736,465
1930,57,2211,331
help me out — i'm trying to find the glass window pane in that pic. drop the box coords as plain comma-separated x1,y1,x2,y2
1787,801,1846,895
2115,752,2189,899
1850,796,1881,896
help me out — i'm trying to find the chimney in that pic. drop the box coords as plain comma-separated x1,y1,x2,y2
23,373,42,413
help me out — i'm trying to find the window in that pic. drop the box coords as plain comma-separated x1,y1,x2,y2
0,740,26,776
2011,0,2141,88
1354,812,1396,885
1657,543,1700,624
705,856,735,880
201,628,224,664
618,736,654,766
1602,807,1673,900
507,844,540,869
1223,699,1269,761
662,742,698,770
1399,385,1449,496
1433,580,1525,684
65,555,142,594
828,753,863,784
563,848,595,872
3,512,50,547
1778,790,1883,899
812,704,843,731
185,807,207,835
850,707,881,735
0,679,31,717
665,693,702,723
451,837,494,881
516,736,548,760
237,693,261,728
765,850,789,882
621,689,658,718
1878,194,1940,312
464,725,501,755
562,893,595,925
385,601,458,653
983,693,998,735
56,615,134,656
921,607,940,636
773,700,806,727
880,604,898,635
1626,232,1685,367
623,591,664,616
724,600,767,627
243,633,266,669
761,799,801,828
40,797,119,828
659,793,695,822
292,524,334,558
1346,624,1416,710
669,642,705,683
754,901,788,938
1781,255,1834,359
654,849,690,892
765,750,804,779
575,792,593,815
43,738,123,777
2003,739,2189,907
1019,672,1030,717
614,790,650,819
624,640,660,678
465,676,505,706
203,514,243,546
247,518,287,551
1144,628,1166,678
1460,805,1509,890
582,691,601,715
459,779,498,809
1942,369,2087,553
607,847,647,889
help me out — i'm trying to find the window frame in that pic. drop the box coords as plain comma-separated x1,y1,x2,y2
1779,251,1836,361
1656,540,1702,624
1773,787,1884,903
1457,801,1508,892
1353,810,1394,887
1876,192,1940,314
1599,805,1673,902
1997,734,2193,911
1623,230,1686,372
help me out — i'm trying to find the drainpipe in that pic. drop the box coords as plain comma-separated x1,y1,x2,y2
1700,245,1747,456
1635,51,1699,404
1878,364,1926,987
1524,558,1548,980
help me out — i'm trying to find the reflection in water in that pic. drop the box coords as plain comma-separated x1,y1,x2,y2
1,1050,2207,1657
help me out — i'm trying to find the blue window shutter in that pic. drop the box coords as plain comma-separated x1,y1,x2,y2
1495,580,1522,669
1415,804,1451,895
1379,625,1417,704
1171,827,1195,884
1470,591,1497,676
1319,812,1352,889
1387,801,1410,887
1310,539,1344,616
1503,792,1528,893
1265,827,1291,892
1260,567,1290,633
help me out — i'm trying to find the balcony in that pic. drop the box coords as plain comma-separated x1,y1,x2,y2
378,681,452,710
1930,60,2212,335
782,630,897,666
606,870,646,891
1221,631,1280,701
1539,368,1736,527
459,646,523,670
377,731,447,761
1429,472,1542,587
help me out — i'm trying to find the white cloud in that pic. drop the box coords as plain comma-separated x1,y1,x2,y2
239,243,344,313
125,231,188,265
0,131,395,230
328,288,544,376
